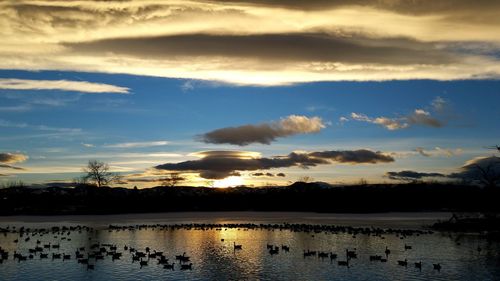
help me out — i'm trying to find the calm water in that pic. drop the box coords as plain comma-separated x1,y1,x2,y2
0,212,499,281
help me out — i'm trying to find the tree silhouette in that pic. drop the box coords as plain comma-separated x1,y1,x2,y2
83,160,119,187
161,173,186,187
161,173,185,187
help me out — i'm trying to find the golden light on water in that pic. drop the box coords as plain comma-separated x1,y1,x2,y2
213,176,244,188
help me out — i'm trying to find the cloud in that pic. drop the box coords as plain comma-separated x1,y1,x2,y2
0,105,32,112
350,98,444,130
350,113,408,130
385,170,446,181
55,152,182,160
1,1,500,85
374,117,408,130
214,0,500,15
407,109,443,128
104,141,169,148
251,172,275,177
0,152,28,164
448,156,500,186
415,147,463,157
126,176,186,183
0,79,129,94
199,115,325,145
435,147,463,157
0,119,82,134
0,164,26,171
181,80,195,92
81,143,95,148
306,105,334,112
308,150,395,164
250,172,286,177
338,116,349,125
415,147,431,157
156,149,394,179
126,178,160,183
0,152,28,171
431,96,448,113
0,92,84,111
67,33,455,66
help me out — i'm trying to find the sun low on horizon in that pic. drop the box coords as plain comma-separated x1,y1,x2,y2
0,0,499,189
213,176,245,188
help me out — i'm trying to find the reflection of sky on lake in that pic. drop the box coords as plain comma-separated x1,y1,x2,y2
1,216,500,280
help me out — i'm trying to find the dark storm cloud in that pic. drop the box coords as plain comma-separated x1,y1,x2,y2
385,170,446,181
66,33,455,66
199,115,325,146
155,149,394,179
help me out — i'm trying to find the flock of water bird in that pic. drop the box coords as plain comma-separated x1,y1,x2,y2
0,226,195,272
0,223,458,274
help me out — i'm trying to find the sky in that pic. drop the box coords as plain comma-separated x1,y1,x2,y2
0,0,499,188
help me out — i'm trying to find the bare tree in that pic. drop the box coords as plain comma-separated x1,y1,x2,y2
83,160,119,187
161,173,185,188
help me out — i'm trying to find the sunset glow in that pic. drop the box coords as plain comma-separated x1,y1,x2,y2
213,176,245,188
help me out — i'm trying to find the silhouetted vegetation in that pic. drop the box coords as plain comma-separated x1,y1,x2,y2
81,160,121,188
0,181,499,216
161,173,185,188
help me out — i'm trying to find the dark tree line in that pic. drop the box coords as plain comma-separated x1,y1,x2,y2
0,182,499,215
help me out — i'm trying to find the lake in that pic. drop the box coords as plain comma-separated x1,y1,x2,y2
0,212,499,281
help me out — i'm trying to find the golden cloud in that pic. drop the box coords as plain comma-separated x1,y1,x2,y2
199,115,325,145
0,1,499,85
